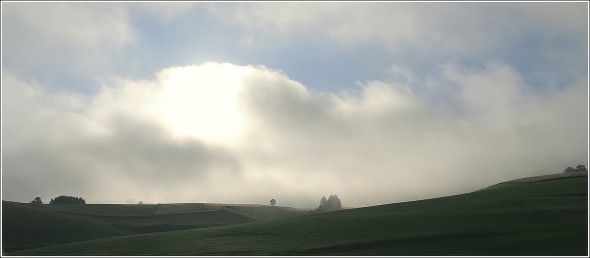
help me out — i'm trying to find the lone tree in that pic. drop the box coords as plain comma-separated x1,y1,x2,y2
316,194,341,212
30,197,43,204
270,199,276,207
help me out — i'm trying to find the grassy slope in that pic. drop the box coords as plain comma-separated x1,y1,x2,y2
2,201,122,252
10,174,588,256
2,202,306,253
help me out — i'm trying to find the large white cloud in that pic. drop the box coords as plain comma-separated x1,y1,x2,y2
2,61,586,208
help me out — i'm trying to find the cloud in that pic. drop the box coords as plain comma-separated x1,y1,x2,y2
127,2,200,24
2,70,242,204
4,2,584,98
2,61,587,208
1,2,136,92
205,2,587,92
207,2,586,54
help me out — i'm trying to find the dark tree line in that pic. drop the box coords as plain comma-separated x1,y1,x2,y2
50,195,86,204
563,165,587,173
316,194,341,212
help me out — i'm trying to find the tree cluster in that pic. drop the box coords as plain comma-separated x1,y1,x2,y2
49,195,86,204
316,194,341,212
563,165,587,173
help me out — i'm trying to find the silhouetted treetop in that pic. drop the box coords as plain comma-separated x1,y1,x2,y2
564,165,587,173
316,194,341,212
30,197,43,204
49,195,86,204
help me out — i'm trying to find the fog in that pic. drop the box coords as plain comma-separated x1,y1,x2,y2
2,62,587,208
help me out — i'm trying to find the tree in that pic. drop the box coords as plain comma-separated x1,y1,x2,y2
316,194,341,212
320,196,328,208
270,199,276,207
564,165,588,173
30,197,43,204
49,195,86,204
564,166,576,173
138,201,143,205
328,194,342,210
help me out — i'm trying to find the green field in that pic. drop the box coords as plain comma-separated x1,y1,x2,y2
3,172,588,255
2,201,306,253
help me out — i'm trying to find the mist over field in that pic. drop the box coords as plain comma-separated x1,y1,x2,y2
1,2,588,209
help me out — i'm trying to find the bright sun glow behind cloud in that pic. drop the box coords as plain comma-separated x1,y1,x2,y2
152,63,249,145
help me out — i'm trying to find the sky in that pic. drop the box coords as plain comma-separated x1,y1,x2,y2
1,1,588,209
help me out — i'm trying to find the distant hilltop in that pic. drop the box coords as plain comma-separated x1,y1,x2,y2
506,171,587,183
484,171,587,189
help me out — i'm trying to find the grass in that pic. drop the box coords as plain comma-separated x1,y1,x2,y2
43,203,160,216
155,203,220,214
2,201,144,253
5,173,588,256
2,201,306,253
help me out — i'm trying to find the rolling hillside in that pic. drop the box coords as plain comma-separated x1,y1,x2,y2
6,172,588,255
1,201,306,253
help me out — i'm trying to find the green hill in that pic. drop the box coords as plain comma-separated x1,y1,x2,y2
5,172,589,255
1,201,306,253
